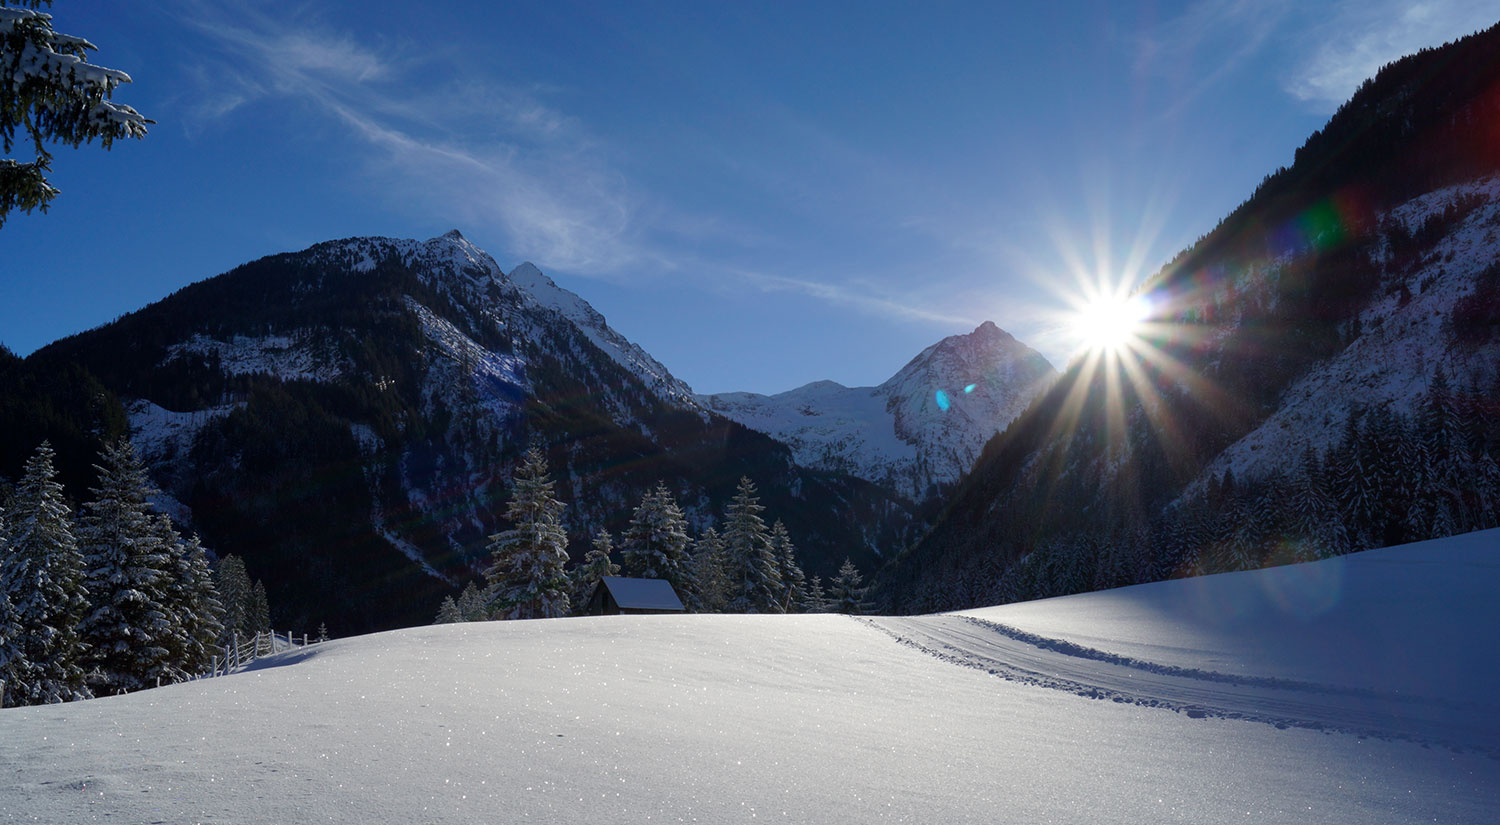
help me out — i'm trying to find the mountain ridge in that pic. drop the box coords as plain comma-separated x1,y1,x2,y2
25,231,920,632
700,320,1056,501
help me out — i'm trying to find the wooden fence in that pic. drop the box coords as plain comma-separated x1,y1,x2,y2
202,630,319,679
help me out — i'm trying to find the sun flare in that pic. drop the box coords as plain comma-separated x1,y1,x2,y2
1074,293,1148,354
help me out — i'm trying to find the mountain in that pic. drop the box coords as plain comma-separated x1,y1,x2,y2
701,322,1055,502
27,231,917,633
875,22,1500,612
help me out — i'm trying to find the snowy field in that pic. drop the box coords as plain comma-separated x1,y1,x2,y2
3,532,1497,823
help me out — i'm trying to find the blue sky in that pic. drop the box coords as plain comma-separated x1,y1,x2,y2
3,1,1496,394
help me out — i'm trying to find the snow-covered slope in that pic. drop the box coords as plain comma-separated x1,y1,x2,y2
955,528,1500,707
702,321,1056,500
310,230,700,413
507,262,699,410
3,530,1494,824
1195,178,1500,487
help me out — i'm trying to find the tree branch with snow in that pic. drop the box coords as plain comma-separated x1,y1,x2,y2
1,1,150,226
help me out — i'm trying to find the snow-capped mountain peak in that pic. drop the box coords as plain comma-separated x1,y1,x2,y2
701,321,1057,501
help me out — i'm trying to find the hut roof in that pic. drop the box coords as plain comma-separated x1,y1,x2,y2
598,577,685,611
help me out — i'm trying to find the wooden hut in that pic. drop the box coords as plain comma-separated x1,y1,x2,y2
585,576,685,616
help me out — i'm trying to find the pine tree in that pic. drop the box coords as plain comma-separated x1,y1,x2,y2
804,575,828,613
0,512,34,708
721,477,782,613
76,439,178,694
166,528,224,675
1288,447,1346,559
316,622,329,643
0,0,151,224
250,580,270,632
620,483,697,607
456,581,490,621
571,529,619,613
434,595,463,624
214,554,253,641
828,558,869,615
0,588,30,708
769,520,809,612
1332,410,1377,550
483,448,571,620
690,527,730,613
1474,452,1500,530
147,515,192,669
1,441,91,705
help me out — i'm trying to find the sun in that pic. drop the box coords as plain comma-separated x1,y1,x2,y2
1074,292,1149,354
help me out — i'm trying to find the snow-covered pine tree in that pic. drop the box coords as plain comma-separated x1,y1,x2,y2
483,448,571,620
1415,371,1469,538
621,483,697,608
1473,451,1500,531
0,0,151,224
456,581,489,621
76,439,179,694
768,520,809,612
434,595,463,624
250,580,270,632
690,527,730,613
571,529,619,614
722,477,782,613
0,511,33,708
316,622,328,643
1331,411,1377,550
1288,447,1347,560
804,575,828,613
0,441,91,705
828,558,869,615
163,527,224,675
0,588,29,708
213,554,253,641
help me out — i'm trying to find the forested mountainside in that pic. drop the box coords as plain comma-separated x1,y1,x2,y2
0,346,127,497
702,321,1056,503
874,22,1500,612
23,233,916,633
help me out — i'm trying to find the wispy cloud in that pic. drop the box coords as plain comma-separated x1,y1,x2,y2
177,2,648,274
1131,0,1294,116
726,265,982,328
171,1,983,332
1285,0,1498,108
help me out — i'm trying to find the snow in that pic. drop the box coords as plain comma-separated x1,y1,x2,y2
319,233,699,414
1195,177,1500,487
507,262,701,410
2,530,1495,823
702,322,1056,500
126,399,238,462
704,381,918,482
956,528,1500,710
166,332,347,383
405,297,528,413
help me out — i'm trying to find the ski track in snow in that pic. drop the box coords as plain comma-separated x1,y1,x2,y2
863,614,1499,757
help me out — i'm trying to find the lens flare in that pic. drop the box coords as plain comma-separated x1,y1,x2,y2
935,389,951,411
963,383,976,393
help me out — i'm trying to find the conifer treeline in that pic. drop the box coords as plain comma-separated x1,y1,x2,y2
0,440,280,707
977,370,1500,608
435,448,869,622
